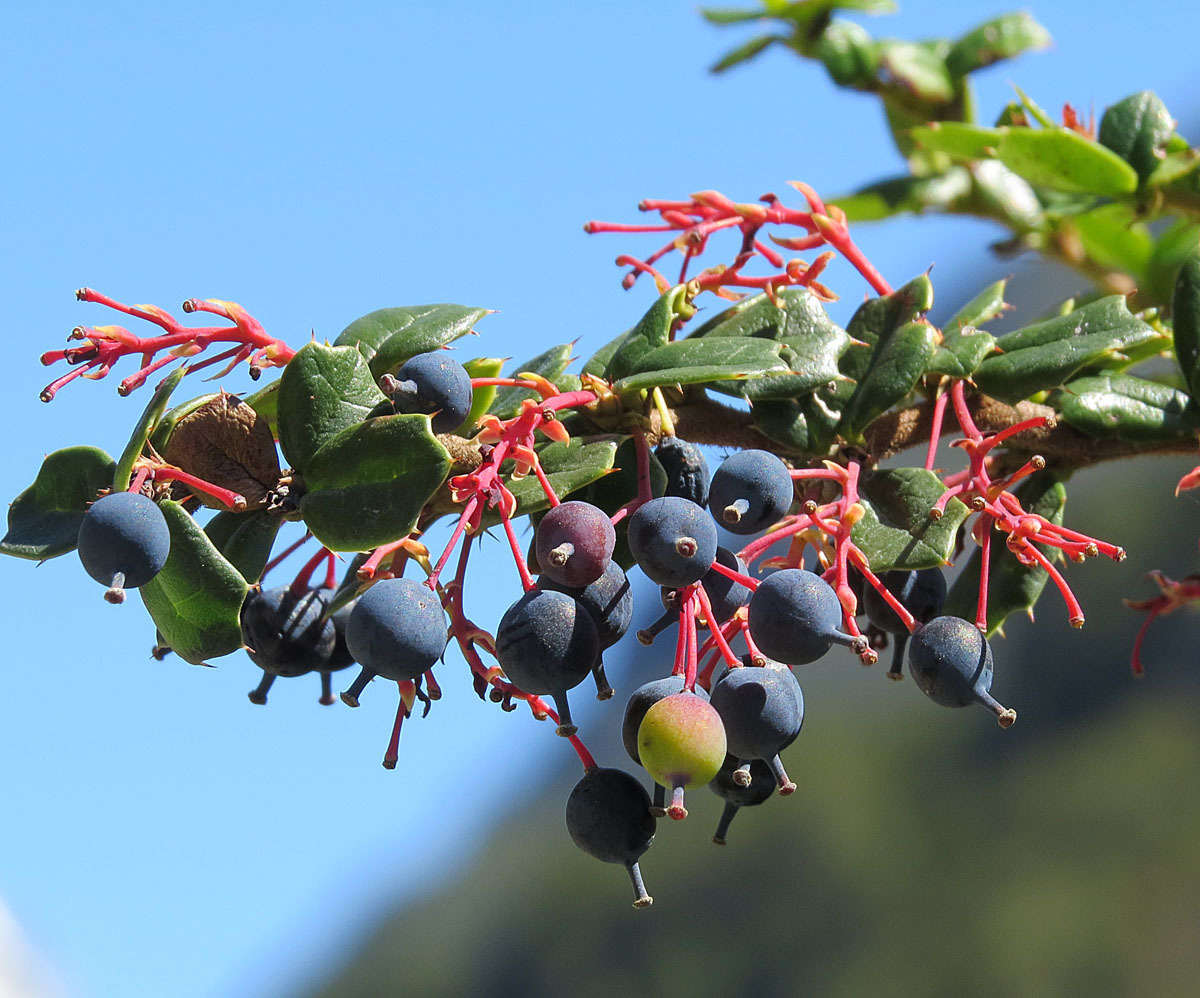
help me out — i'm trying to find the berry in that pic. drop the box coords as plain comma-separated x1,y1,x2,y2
565,767,656,908
240,586,337,704
863,568,947,680
627,496,718,588
636,692,727,819
342,578,447,705
534,500,615,588
907,615,1017,727
317,594,359,705
621,676,710,766
540,561,634,702
383,351,472,432
696,546,753,627
709,663,803,793
707,449,793,535
709,755,776,845
655,435,710,507
747,569,859,664
494,589,599,736
76,491,171,604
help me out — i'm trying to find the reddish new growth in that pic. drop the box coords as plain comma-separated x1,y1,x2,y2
585,182,892,302
935,379,1124,631
40,288,295,401
1123,571,1200,677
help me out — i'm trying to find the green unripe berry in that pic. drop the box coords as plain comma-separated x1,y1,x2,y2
636,692,727,794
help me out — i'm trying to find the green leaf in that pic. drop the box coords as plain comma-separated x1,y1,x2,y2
876,41,955,104
613,337,791,393
946,279,1009,330
1070,204,1152,283
751,398,818,454
942,472,1065,635
277,342,387,475
582,437,665,515
298,414,452,551
203,510,283,584
1049,374,1200,442
996,127,1139,196
974,296,1160,403
816,19,879,88
243,380,280,439
504,439,619,519
488,343,574,419
944,12,1051,78
842,274,934,381
831,169,973,222
1144,221,1200,307
928,326,996,379
853,468,969,571
967,160,1043,229
456,357,504,434
140,500,249,664
582,329,629,379
605,285,692,382
710,33,782,72
1098,90,1175,183
1172,242,1200,399
332,305,490,379
148,392,220,453
1,446,116,560
910,122,1003,159
114,367,186,491
842,321,938,438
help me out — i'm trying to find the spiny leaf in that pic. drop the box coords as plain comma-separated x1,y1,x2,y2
1048,374,1200,442
853,468,969,571
1,446,116,560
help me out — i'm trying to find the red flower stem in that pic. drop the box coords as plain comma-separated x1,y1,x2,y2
180,344,250,377
118,353,180,396
1128,608,1159,677
263,532,312,578
324,554,339,590
670,601,689,680
975,520,993,632
382,688,411,770
682,594,699,692
706,558,761,591
149,467,246,511
737,515,815,565
1022,544,1085,627
951,380,981,439
695,583,740,668
532,458,560,507
469,378,541,389
845,549,917,633
427,495,479,589
739,618,766,665
359,538,412,581
925,389,949,471
290,547,333,596
499,509,537,592
127,467,151,494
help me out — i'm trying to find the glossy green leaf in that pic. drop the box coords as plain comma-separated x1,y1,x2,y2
996,127,1139,196
582,329,629,379
456,357,504,434
946,280,1008,330
504,439,619,519
243,380,280,439
842,274,934,381
114,368,186,491
928,326,996,379
1098,90,1175,183
332,304,489,378
750,399,815,455
710,33,781,72
1048,374,1200,442
832,169,973,222
877,41,955,104
148,392,220,454
910,122,1003,159
1144,221,1200,308
974,296,1159,403
605,285,692,382
1172,243,1200,398
941,472,1065,635
203,510,283,584
944,12,1051,78
277,342,387,475
842,322,938,439
488,343,574,419
1,446,116,560
298,414,452,551
612,337,791,393
852,468,969,571
1071,204,1152,283
968,159,1043,229
140,500,249,664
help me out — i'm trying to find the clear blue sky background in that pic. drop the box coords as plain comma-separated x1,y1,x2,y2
1,2,1195,996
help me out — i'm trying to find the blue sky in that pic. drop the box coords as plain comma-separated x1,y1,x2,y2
1,2,1196,996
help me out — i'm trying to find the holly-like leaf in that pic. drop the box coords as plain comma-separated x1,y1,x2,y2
751,398,815,454
942,472,1065,635
1049,374,1200,442
842,274,934,380
853,468,969,571
910,123,1004,159
816,19,879,88
203,510,282,585
140,500,249,664
996,127,1139,196
612,337,792,393
488,343,574,419
1,446,116,560
114,367,186,492
928,326,996,378
842,321,938,439
1172,243,1200,399
1098,90,1175,183
605,285,692,382
944,12,1051,78
946,279,1009,331
298,414,452,551
456,357,505,434
504,439,619,519
277,342,387,475
973,296,1160,403
332,305,489,378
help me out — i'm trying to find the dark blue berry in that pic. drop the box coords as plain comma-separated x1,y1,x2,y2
907,615,1016,727
383,351,472,432
77,491,171,604
709,755,775,845
863,568,947,680
565,767,655,908
747,569,860,664
241,586,337,703
535,500,615,588
540,561,633,701
627,496,717,588
707,449,794,535
655,436,709,507
709,664,803,792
